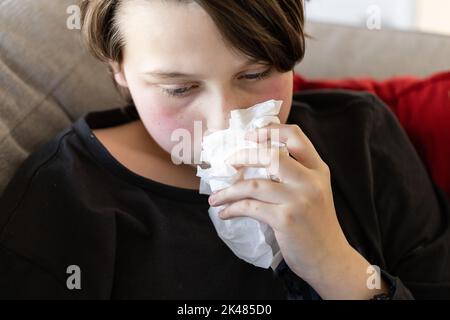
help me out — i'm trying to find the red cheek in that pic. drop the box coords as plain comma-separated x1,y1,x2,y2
139,95,186,127
151,111,185,134
141,105,197,146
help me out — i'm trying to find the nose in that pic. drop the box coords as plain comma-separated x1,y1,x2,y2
205,87,253,132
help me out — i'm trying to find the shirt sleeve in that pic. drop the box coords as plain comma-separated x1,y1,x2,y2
368,94,450,299
0,244,74,299
0,138,116,299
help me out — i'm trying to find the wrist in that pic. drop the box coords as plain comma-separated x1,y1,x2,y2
304,244,389,300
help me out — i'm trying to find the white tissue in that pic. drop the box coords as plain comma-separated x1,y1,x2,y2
196,99,286,269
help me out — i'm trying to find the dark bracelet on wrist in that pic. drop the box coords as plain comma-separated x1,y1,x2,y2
371,292,392,300
370,270,396,300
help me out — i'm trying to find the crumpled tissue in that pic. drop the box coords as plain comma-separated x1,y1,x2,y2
196,99,287,269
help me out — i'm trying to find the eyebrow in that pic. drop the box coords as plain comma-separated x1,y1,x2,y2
141,59,265,79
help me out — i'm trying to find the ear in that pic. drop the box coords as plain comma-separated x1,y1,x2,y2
108,60,129,88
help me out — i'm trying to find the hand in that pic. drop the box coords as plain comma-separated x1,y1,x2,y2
208,124,388,299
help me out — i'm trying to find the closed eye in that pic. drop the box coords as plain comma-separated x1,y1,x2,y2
160,68,273,98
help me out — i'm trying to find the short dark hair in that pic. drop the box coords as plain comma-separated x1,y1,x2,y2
79,0,306,103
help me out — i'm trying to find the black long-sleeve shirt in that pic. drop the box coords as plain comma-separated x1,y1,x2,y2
1,90,449,299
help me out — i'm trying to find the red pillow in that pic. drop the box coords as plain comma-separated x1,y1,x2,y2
293,72,450,199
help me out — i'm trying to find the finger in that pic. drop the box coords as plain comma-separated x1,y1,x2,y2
218,198,280,228
245,123,323,170
225,146,305,182
209,178,291,206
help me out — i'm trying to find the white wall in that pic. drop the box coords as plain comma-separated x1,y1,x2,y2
305,0,416,30
416,0,450,35
305,0,450,35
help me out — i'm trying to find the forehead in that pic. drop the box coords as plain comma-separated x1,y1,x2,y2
118,0,250,72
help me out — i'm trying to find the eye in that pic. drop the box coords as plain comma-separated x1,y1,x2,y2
160,85,198,98
159,68,272,99
240,68,272,81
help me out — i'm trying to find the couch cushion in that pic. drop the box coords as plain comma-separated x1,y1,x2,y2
0,0,125,194
295,22,450,79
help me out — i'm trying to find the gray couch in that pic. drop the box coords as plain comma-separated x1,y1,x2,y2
1,0,450,194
